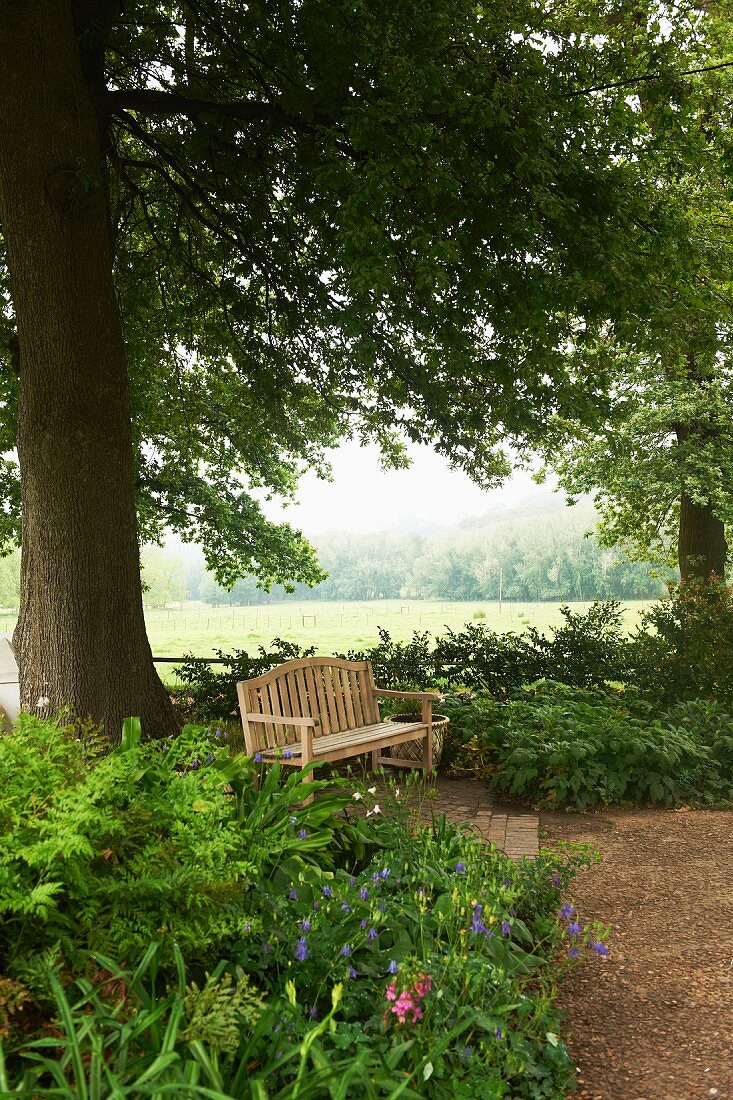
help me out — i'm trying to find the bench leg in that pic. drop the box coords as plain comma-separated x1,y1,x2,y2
422,729,433,779
371,748,381,772
301,764,314,805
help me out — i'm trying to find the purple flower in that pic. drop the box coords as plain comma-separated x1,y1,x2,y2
366,927,378,943
509,906,516,917
592,941,609,957
472,903,489,935
300,919,311,932
348,967,358,979
308,1005,318,1019
313,901,320,912
341,902,351,913
298,829,308,839
288,888,298,901
454,861,466,873
388,960,398,974
380,868,390,880
566,922,581,936
551,874,562,887
416,887,425,897
359,887,369,901
294,937,308,962
495,1026,503,1040
322,886,332,897
568,946,580,959
371,872,380,882
348,876,356,887
461,1046,472,1063
254,752,262,763
501,920,511,937
559,904,576,920
359,919,367,930
340,944,351,956
283,748,293,760
503,878,511,887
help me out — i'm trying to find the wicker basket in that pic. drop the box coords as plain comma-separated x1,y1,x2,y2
385,713,449,766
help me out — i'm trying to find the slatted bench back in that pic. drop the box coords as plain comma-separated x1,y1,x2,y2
239,656,381,751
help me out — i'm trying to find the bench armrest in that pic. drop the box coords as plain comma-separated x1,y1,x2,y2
245,712,319,728
370,688,442,702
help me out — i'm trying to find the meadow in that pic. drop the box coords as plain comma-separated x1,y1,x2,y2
0,598,654,679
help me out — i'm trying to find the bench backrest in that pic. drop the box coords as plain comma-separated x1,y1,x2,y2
237,656,380,752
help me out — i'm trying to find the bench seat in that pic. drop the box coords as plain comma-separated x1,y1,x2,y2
252,718,428,765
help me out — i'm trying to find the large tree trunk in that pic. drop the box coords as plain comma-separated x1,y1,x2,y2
0,1,178,738
678,490,727,582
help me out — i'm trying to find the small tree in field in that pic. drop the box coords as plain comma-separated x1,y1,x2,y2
0,0,699,734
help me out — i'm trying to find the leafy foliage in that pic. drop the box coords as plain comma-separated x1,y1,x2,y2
176,601,632,722
536,4,733,577
0,716,359,986
446,681,733,810
0,0,707,584
630,579,733,706
1,779,600,1098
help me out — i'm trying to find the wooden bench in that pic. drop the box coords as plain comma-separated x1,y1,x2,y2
236,656,440,780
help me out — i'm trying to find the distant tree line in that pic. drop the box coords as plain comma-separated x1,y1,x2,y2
148,507,669,608
0,512,668,613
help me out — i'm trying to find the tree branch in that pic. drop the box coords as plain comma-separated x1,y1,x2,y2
567,57,733,98
106,87,332,130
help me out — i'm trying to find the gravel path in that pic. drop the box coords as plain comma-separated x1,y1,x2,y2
542,807,733,1100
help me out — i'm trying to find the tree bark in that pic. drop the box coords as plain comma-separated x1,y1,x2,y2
0,1,178,738
678,489,727,582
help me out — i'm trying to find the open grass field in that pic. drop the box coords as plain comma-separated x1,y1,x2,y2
0,598,654,678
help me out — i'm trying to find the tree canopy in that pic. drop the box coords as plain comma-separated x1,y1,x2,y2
0,0,721,729
3,0,692,585
536,1,733,580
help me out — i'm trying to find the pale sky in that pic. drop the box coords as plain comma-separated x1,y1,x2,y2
261,440,559,534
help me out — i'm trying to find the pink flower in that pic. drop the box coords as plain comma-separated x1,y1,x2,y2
385,981,397,1002
413,974,432,998
391,991,416,1024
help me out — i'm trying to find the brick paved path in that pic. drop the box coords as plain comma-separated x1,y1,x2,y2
399,776,539,861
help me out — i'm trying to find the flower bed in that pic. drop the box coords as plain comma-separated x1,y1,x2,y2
0,716,606,1097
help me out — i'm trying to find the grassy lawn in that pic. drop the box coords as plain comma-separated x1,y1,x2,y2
0,598,653,680
142,598,652,657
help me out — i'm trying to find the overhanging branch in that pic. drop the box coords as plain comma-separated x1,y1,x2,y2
106,87,333,130
567,57,733,98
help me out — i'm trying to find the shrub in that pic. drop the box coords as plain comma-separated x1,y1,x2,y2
481,682,732,809
630,579,733,705
339,628,435,689
175,601,631,729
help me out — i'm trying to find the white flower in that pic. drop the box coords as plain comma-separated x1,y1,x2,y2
352,792,363,801
36,696,50,709
366,804,382,817
367,786,377,795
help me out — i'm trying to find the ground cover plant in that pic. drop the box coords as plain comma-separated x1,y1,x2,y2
441,682,733,810
0,715,605,1098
